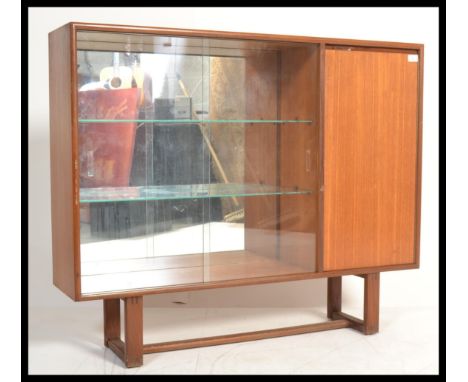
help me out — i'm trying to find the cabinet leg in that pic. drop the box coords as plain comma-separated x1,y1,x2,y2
104,299,120,347
124,296,143,368
363,273,379,335
327,277,342,318
328,273,380,335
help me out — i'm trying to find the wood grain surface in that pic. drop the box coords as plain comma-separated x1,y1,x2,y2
72,22,422,50
363,273,380,334
49,24,78,299
81,262,417,301
143,319,351,354
327,276,342,318
124,296,143,367
323,48,419,271
103,299,121,346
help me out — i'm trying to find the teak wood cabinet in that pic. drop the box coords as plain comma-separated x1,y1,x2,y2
49,22,423,367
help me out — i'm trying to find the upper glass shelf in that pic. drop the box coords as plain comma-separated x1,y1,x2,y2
78,119,313,124
80,183,313,203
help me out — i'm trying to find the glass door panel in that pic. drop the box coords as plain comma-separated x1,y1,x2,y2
76,30,320,294
203,42,319,282
77,32,208,294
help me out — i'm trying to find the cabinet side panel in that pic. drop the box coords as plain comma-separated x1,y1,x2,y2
49,25,77,300
323,49,418,271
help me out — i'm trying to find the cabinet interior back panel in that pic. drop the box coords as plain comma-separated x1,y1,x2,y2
323,48,418,271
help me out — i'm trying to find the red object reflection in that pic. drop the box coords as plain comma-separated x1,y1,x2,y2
78,88,140,187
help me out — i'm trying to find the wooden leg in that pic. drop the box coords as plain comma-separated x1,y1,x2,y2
328,273,380,335
124,296,143,368
363,273,380,335
327,277,342,318
104,299,120,347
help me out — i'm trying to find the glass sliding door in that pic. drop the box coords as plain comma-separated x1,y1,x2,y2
76,30,319,295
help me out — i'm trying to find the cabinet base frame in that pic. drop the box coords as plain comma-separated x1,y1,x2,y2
103,273,380,368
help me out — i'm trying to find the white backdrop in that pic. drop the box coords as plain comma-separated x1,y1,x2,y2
28,7,438,311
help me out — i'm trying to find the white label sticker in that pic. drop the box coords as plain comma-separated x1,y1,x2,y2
408,54,418,62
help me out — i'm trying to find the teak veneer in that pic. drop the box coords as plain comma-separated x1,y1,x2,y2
49,22,423,367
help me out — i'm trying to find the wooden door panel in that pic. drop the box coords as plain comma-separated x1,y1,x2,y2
323,48,418,271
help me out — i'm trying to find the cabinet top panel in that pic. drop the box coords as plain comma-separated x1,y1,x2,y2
56,22,423,51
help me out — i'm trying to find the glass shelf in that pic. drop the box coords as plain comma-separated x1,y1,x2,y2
78,119,313,124
80,183,312,203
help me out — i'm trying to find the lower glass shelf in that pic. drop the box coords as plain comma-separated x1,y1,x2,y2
80,183,313,203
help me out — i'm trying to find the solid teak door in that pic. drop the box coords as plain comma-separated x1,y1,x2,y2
323,48,419,271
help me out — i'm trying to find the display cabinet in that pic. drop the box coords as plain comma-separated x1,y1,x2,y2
49,22,423,367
